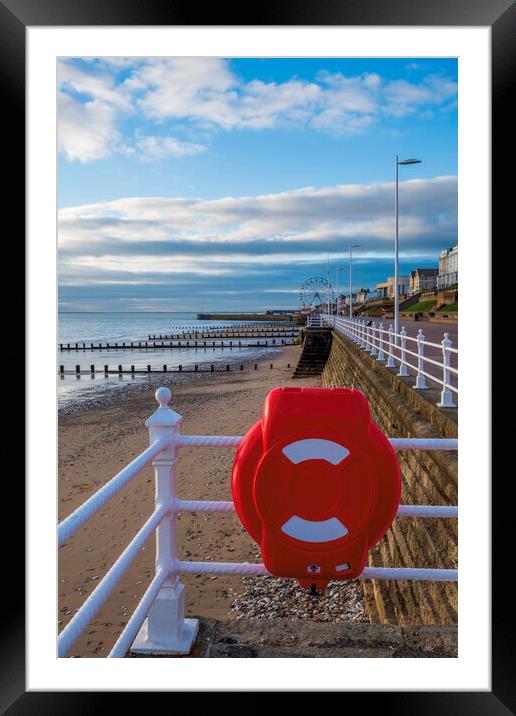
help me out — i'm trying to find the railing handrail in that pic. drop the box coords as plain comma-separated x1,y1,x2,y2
57,437,171,546
174,560,458,582
58,387,458,658
323,314,457,407
58,433,458,547
178,434,458,451
175,499,458,519
330,314,457,351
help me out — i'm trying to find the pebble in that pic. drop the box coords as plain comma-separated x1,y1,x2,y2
231,576,367,622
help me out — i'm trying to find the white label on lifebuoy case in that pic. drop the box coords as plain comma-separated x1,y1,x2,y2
282,438,350,465
281,515,349,542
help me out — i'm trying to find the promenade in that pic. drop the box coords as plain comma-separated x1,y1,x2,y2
338,316,458,397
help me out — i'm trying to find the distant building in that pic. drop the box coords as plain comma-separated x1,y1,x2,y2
409,268,439,294
342,291,367,306
355,288,370,303
437,245,458,289
376,276,409,300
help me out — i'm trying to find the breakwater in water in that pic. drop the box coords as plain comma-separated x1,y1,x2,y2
58,311,290,409
197,312,294,321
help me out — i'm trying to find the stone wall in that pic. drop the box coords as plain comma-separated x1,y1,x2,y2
322,330,458,626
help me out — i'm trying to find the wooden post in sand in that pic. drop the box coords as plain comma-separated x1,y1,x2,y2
131,388,198,654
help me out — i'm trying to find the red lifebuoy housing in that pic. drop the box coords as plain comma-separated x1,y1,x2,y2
231,387,401,590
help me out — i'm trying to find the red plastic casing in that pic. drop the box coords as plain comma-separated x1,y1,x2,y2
231,387,401,589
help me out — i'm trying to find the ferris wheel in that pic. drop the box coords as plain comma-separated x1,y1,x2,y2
299,277,332,310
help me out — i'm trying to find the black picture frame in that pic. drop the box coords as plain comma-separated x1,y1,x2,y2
6,0,508,710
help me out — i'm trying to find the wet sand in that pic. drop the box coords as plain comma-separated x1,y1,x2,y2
58,344,321,657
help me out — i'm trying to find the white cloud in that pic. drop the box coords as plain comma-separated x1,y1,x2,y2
58,61,131,111
58,176,457,282
58,92,120,162
58,58,457,162
134,134,207,160
131,57,238,127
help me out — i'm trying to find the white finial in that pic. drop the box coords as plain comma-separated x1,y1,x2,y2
155,386,172,407
146,386,181,427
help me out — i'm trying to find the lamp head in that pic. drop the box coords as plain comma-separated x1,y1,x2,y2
398,158,422,165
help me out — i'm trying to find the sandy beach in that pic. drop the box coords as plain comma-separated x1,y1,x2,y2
58,344,334,657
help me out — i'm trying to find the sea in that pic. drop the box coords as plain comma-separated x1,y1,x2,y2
58,312,287,410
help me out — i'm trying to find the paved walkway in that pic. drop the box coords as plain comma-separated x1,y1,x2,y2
130,617,458,658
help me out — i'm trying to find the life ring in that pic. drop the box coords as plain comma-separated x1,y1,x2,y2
231,387,401,590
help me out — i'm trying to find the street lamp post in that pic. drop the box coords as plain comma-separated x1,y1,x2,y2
326,255,331,316
336,267,346,316
394,156,422,337
349,243,360,319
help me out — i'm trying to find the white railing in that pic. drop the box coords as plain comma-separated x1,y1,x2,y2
307,313,324,327
322,315,457,407
58,387,458,659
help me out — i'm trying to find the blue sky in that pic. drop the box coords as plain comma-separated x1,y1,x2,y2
58,57,457,312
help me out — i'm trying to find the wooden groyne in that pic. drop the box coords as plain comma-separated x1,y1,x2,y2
59,339,295,351
197,313,294,321
147,331,298,340
59,361,291,375
158,321,299,332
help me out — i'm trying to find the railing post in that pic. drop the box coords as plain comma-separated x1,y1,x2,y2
437,333,457,408
131,387,199,655
386,324,395,367
360,320,366,349
414,329,428,389
371,323,378,356
398,326,409,377
365,323,372,353
377,323,385,361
